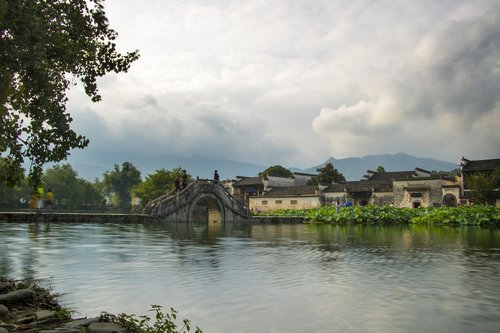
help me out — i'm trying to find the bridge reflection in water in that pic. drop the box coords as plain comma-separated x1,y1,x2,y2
143,179,249,223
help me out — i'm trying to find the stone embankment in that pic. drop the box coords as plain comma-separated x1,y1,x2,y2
0,279,125,333
1,212,305,224
0,212,159,224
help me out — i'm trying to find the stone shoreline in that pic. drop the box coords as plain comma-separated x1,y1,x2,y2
0,279,125,333
0,212,305,224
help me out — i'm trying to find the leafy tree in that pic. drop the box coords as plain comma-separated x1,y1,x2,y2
259,165,293,178
79,178,106,210
431,168,460,178
0,0,139,188
376,165,386,173
309,162,345,185
0,173,31,208
103,162,141,212
467,168,500,205
133,168,188,208
43,163,105,210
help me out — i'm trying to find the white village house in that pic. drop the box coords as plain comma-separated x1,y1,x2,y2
225,157,499,213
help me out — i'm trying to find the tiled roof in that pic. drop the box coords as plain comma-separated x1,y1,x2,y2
461,158,500,172
234,177,263,187
365,171,417,181
324,181,393,193
264,186,318,196
293,172,317,177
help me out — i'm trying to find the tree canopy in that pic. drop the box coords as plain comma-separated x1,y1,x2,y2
467,168,500,205
43,163,104,209
259,165,293,178
133,167,188,209
376,165,386,173
0,0,139,188
103,161,141,212
310,162,346,185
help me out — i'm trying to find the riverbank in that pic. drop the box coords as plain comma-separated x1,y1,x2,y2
0,212,159,223
0,278,127,333
0,212,304,224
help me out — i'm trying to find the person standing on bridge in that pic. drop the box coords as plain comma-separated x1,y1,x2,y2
174,177,181,193
181,170,188,189
46,189,54,213
214,170,220,184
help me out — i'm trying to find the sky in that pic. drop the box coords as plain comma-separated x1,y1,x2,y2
66,0,500,170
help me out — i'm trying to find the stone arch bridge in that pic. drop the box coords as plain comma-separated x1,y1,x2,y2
143,179,250,223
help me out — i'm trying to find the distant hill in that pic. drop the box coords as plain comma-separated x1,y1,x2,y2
292,153,458,180
63,149,266,181
64,150,458,182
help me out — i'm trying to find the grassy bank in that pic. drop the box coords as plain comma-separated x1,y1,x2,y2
255,205,500,226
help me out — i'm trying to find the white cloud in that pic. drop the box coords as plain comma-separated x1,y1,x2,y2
65,0,500,172
312,3,500,162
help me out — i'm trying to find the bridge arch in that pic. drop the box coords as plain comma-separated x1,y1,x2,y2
188,192,225,223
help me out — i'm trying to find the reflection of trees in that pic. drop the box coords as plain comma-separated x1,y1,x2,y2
141,222,252,271
0,223,42,278
459,228,500,308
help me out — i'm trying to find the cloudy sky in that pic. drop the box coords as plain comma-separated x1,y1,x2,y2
67,0,500,170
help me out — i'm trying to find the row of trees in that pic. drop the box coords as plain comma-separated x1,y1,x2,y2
260,163,346,185
3,159,495,212
0,161,192,213
1,161,345,213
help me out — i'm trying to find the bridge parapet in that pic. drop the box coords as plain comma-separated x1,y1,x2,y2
144,179,249,222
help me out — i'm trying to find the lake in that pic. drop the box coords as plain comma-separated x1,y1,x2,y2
1,221,499,333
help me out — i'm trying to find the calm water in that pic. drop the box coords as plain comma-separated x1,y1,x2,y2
1,221,500,333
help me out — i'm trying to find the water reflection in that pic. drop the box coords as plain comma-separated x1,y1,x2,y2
0,222,499,333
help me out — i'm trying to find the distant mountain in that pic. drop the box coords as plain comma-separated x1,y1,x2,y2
291,153,458,180
63,150,457,182
63,149,266,181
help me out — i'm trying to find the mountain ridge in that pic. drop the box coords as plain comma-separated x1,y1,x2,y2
291,152,458,180
65,150,458,182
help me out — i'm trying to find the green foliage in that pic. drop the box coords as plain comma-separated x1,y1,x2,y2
431,168,460,177
259,165,293,178
133,168,187,208
309,162,345,185
0,157,25,188
262,205,500,226
43,164,105,210
14,278,64,311
0,0,139,188
103,162,142,212
99,305,202,333
0,174,31,208
410,205,500,226
304,205,415,224
255,208,309,217
376,165,385,173
467,168,500,205
54,307,74,320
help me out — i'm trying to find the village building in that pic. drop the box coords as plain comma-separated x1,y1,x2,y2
322,181,393,207
459,157,500,205
248,185,320,212
230,172,317,208
229,157,498,212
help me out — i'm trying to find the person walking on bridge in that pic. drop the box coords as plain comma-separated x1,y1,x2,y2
181,170,188,189
46,189,54,213
214,170,220,184
174,177,181,193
